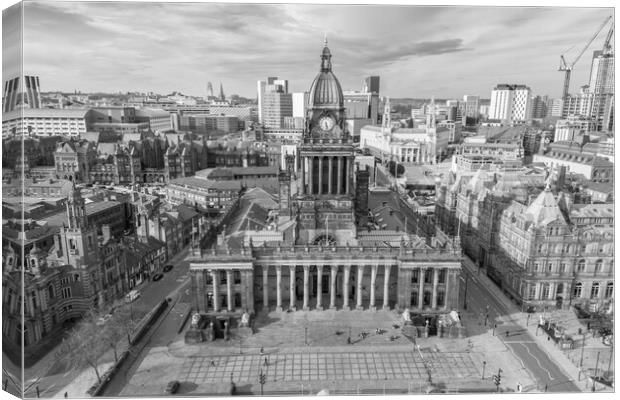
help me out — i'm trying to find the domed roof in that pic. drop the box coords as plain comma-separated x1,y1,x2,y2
308,39,343,109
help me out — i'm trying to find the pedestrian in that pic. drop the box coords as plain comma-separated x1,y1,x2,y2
210,359,216,367
347,336,351,344
64,393,68,399
260,346,264,355
264,357,268,366
505,330,509,338
517,382,522,393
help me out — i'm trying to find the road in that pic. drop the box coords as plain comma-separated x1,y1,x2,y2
460,256,580,393
18,246,192,398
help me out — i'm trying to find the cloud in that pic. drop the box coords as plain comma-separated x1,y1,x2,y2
7,2,614,98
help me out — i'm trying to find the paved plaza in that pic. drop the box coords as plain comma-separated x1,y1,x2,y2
177,349,481,384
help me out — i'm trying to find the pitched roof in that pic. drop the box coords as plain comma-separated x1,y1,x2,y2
524,187,567,227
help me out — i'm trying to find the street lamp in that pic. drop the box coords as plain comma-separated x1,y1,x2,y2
481,361,486,379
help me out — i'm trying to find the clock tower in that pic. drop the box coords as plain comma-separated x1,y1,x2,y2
295,39,357,246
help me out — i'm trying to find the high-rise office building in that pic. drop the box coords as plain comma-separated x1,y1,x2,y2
257,77,291,127
3,75,41,112
488,84,532,124
363,76,380,94
530,95,548,119
462,95,479,118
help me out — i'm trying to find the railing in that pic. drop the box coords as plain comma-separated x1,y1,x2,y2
189,244,461,261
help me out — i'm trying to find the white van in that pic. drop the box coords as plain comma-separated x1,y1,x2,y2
125,290,141,303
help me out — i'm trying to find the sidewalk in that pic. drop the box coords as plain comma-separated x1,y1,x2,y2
461,258,599,392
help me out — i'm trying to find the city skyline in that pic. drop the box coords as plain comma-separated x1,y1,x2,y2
2,2,613,99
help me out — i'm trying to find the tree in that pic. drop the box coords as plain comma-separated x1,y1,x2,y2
110,304,138,345
56,311,107,384
101,322,124,363
386,161,405,178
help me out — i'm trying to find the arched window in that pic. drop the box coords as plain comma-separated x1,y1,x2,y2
48,285,54,299
595,260,603,274
577,260,586,273
590,282,600,299
556,283,564,297
605,282,613,299
573,282,583,298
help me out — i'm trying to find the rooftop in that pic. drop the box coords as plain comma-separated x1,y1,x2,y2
2,108,91,121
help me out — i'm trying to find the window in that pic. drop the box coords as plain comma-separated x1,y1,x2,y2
541,284,550,300
537,244,543,254
48,285,55,299
605,282,613,299
590,282,600,299
528,285,536,300
573,282,582,298
577,260,586,273
533,263,539,272
31,291,38,309
74,274,80,282
411,270,419,284
559,263,566,273
233,271,241,284
547,263,553,272
438,269,446,284
595,260,603,274
220,271,227,284
424,270,432,284
61,287,72,299
60,277,70,285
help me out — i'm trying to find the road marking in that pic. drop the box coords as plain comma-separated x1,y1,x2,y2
518,343,554,381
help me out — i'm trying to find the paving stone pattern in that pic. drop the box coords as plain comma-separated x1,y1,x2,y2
178,350,480,384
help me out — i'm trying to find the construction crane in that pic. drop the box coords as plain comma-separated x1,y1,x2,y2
602,22,614,55
558,15,612,101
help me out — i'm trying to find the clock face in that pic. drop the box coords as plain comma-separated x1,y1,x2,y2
318,116,335,131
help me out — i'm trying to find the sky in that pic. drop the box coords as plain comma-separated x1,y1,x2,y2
1,1,615,99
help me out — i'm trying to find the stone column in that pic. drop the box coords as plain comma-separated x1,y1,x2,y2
370,265,378,310
318,157,323,195
345,158,351,194
289,265,296,310
383,265,391,310
300,157,306,195
195,270,205,312
212,270,220,312
316,265,324,310
330,265,337,309
343,265,351,310
432,268,438,309
328,157,334,195
276,265,282,312
337,157,343,195
226,270,233,312
356,265,365,310
308,157,314,195
262,265,269,311
418,268,426,310
443,268,450,310
303,265,310,311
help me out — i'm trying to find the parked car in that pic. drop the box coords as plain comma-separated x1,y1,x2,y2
152,273,164,282
165,380,180,394
96,314,112,326
125,290,141,303
163,264,174,273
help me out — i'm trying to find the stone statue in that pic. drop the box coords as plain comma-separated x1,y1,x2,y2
402,308,412,325
240,311,250,327
190,312,201,329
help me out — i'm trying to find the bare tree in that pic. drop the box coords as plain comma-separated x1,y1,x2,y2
56,311,107,384
101,323,124,363
110,304,138,344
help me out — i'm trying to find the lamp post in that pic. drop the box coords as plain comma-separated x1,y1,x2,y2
481,361,486,380
591,351,600,392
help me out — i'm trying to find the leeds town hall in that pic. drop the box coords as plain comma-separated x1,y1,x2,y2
187,42,461,316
